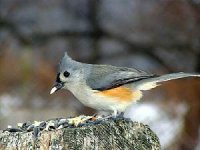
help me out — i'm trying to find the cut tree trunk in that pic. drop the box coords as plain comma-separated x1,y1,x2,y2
0,118,160,150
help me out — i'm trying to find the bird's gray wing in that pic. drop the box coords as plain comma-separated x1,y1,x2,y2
86,65,156,91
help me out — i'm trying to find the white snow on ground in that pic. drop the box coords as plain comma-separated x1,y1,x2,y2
0,94,22,116
124,102,188,148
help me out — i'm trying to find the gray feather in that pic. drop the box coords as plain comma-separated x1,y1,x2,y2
86,64,156,90
58,52,82,72
136,72,200,90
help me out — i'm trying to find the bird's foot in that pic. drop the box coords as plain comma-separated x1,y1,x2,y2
100,112,125,121
117,112,124,118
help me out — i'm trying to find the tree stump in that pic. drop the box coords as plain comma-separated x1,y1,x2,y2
0,117,161,150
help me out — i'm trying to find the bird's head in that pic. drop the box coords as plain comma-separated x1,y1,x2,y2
50,52,84,94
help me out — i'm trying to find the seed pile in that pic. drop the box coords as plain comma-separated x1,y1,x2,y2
3,115,104,138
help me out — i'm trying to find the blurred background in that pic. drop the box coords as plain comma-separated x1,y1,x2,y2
0,0,200,149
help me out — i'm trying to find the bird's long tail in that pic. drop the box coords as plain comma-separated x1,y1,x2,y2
136,72,200,91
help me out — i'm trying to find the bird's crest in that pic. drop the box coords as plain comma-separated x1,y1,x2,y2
58,52,74,72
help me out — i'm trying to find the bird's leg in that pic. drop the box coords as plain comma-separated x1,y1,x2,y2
100,110,117,120
112,110,118,118
118,112,125,118
109,110,125,118
99,110,125,121
105,110,117,118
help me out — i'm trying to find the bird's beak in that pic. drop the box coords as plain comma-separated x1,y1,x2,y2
50,82,64,94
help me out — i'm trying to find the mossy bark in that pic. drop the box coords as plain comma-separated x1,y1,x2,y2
0,119,161,150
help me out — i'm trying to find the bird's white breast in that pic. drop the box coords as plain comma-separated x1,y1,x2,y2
66,82,141,112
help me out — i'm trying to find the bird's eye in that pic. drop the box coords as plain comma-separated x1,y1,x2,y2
63,71,70,77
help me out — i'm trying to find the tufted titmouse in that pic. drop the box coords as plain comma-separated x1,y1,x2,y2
50,52,200,116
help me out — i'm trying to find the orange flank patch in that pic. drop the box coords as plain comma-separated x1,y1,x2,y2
97,87,141,102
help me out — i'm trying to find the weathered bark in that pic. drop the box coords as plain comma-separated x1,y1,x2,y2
0,118,160,150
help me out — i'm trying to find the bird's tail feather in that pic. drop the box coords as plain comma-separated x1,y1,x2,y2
137,72,200,91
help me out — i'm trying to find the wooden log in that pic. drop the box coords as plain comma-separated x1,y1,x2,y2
0,118,161,150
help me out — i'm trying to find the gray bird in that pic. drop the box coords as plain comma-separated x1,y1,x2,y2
50,52,200,116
